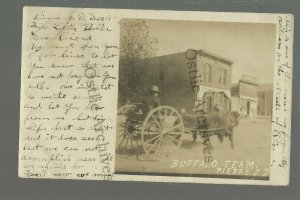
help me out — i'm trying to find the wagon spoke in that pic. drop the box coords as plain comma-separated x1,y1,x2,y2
161,137,168,156
147,119,161,130
125,133,130,148
164,137,169,155
119,131,126,138
165,136,178,149
159,109,163,116
147,136,161,153
157,110,165,129
161,108,166,116
169,109,174,117
163,108,169,117
161,137,165,156
135,139,140,147
120,127,129,137
168,132,183,136
150,115,162,129
120,136,127,149
164,135,172,145
167,134,180,144
130,133,133,149
143,131,161,135
154,137,163,155
144,134,161,144
164,136,169,156
133,130,139,138
164,123,182,134
119,137,125,147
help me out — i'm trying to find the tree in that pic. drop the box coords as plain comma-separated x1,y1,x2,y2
119,19,157,104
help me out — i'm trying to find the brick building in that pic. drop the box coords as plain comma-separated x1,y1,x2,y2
125,49,233,113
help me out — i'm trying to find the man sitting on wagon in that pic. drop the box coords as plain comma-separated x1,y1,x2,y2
144,85,161,110
125,85,161,121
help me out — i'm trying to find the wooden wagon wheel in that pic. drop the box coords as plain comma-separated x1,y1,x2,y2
141,106,184,158
117,105,141,151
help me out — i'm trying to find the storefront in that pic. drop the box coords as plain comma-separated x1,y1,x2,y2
231,77,259,119
196,85,231,113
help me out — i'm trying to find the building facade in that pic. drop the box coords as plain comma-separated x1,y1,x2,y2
130,49,233,113
193,50,233,113
231,75,259,119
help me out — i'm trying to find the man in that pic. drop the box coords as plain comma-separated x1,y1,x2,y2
145,85,161,110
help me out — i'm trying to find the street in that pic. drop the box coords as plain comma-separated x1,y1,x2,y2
115,120,272,179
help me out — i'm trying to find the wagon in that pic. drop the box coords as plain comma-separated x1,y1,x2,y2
117,104,183,158
116,103,233,159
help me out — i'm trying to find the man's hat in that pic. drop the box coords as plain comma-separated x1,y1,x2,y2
151,85,160,93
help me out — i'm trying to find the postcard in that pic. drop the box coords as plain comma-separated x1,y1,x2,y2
19,6,293,185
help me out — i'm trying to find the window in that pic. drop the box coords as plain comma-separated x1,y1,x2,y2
204,63,212,83
223,69,227,85
219,68,227,85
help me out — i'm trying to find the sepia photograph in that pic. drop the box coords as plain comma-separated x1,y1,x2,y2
115,19,276,180
18,6,292,185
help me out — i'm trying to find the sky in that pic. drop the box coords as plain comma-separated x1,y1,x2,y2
143,19,276,83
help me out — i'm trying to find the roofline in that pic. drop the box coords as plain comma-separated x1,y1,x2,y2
143,49,234,65
239,79,259,86
197,50,234,65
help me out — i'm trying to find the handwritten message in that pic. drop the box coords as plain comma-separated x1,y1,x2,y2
19,7,119,180
270,15,293,179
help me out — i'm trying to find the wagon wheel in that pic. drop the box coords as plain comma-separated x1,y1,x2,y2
141,106,184,158
117,105,141,152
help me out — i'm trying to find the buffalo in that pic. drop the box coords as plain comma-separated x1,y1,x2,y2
196,111,240,148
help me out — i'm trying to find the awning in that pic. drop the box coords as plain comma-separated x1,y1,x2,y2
196,85,231,99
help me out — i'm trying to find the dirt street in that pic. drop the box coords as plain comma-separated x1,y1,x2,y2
115,120,272,179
